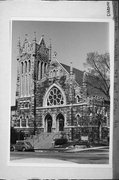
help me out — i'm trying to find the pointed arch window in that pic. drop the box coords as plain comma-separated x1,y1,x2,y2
37,61,40,80
21,62,24,74
41,62,43,79
26,116,29,127
76,95,81,103
47,86,64,106
21,117,26,127
16,118,20,127
53,69,56,77
44,63,47,74
28,60,31,72
76,113,82,126
24,61,27,73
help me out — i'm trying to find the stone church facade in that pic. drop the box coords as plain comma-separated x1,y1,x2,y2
12,35,110,141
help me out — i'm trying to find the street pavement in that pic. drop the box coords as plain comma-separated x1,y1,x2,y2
10,146,109,164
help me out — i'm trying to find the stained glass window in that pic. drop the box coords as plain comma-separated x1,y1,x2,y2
47,86,64,106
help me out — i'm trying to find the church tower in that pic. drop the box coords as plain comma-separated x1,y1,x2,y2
15,34,50,134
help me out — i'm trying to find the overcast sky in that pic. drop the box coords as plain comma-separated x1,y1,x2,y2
11,21,109,105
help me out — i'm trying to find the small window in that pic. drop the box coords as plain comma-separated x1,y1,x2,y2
16,119,20,127
24,102,29,108
25,102,28,108
20,102,24,108
76,95,81,103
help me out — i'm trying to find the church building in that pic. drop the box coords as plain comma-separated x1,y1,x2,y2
11,35,110,141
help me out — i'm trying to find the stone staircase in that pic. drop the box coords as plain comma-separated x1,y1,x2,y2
27,132,62,149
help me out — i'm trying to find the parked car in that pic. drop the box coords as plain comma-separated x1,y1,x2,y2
54,138,68,146
10,140,34,152
10,144,15,151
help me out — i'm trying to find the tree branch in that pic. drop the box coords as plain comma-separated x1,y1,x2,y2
91,57,109,92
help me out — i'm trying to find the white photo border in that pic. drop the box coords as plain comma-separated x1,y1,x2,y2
0,1,114,179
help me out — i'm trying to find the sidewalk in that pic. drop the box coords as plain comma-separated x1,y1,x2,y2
34,146,109,153
64,146,109,153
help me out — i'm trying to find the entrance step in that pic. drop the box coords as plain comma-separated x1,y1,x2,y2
27,132,63,149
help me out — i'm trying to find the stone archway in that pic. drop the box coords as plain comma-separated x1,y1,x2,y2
45,114,52,133
56,113,64,132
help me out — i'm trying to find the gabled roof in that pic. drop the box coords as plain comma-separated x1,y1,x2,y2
60,63,109,100
60,63,84,86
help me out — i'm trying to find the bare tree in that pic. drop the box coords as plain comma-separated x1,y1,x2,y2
84,52,110,101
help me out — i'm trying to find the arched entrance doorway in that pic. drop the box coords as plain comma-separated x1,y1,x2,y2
56,113,64,132
45,114,52,133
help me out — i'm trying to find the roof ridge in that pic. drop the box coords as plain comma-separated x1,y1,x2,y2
51,59,70,75
60,62,84,73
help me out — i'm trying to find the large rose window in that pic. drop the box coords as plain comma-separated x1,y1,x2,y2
47,86,64,106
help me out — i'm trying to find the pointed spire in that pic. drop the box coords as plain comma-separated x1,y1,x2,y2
17,36,21,55
34,32,36,42
25,33,28,42
69,62,75,85
17,36,21,48
49,38,52,62
40,34,44,43
32,32,37,56
70,62,73,75
41,35,45,44
42,34,44,38
33,32,36,42
83,71,87,84
53,51,57,59
38,34,46,45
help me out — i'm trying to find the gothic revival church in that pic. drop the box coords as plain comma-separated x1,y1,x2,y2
12,35,109,141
